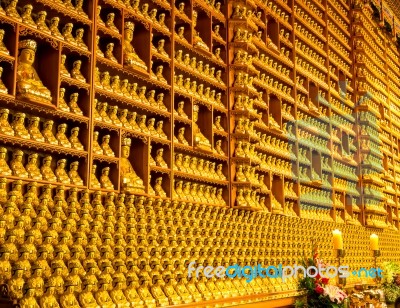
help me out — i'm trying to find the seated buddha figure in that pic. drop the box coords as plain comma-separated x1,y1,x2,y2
109,276,130,307
0,147,11,176
193,105,212,151
79,278,98,308
123,22,148,72
40,156,57,182
95,278,115,308
10,149,28,178
120,138,145,193
0,108,14,136
16,40,52,103
192,11,209,51
11,112,30,139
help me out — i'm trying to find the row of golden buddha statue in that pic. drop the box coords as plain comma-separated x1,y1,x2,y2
300,205,333,222
94,66,168,110
174,49,226,86
172,180,226,206
0,109,84,150
174,73,226,109
0,147,84,185
94,101,168,140
173,153,227,181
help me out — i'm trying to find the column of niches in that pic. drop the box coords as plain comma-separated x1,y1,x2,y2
171,0,230,207
384,40,400,231
292,0,336,222
0,4,93,189
352,3,389,230
92,0,174,196
325,0,359,226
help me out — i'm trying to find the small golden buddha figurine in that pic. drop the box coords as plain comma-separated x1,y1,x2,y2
42,120,58,145
62,23,76,44
96,5,105,26
0,30,9,55
214,139,225,156
193,11,209,51
176,101,188,118
95,35,104,58
5,0,21,21
105,43,118,62
124,277,145,307
19,284,40,307
147,118,158,136
68,161,84,186
155,148,168,168
0,147,11,177
154,177,167,197
106,13,119,32
101,135,115,157
75,0,87,17
68,93,83,115
92,131,103,155
0,109,13,136
176,127,189,145
55,123,71,148
27,116,44,142
26,153,42,180
193,105,212,150
123,22,148,72
55,159,71,184
156,121,167,139
71,60,86,83
49,17,63,39
58,88,70,112
40,156,57,181
155,65,167,83
60,280,80,307
89,164,101,189
69,127,84,150
16,40,52,103
100,167,114,190
11,112,30,139
40,283,60,308
0,66,7,94
60,54,70,78
10,149,28,178
21,4,36,26
75,28,88,50
120,138,145,193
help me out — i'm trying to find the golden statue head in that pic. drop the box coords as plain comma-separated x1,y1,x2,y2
18,40,37,65
121,137,131,158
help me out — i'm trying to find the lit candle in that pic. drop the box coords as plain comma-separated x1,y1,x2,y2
370,234,379,250
332,229,343,250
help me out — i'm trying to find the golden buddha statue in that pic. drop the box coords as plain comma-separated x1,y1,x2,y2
8,265,25,299
123,22,148,72
36,11,50,33
101,135,115,156
100,167,115,190
68,161,84,186
0,147,11,175
60,281,80,307
95,279,115,307
58,88,70,112
19,284,40,307
110,276,130,307
105,42,118,62
41,156,57,182
192,11,209,51
68,93,83,115
69,127,84,150
21,4,36,26
40,283,60,308
55,159,71,183
0,108,13,136
49,17,63,39
16,39,52,103
0,67,8,94
120,138,145,193
75,28,88,50
10,149,28,178
11,112,30,139
150,275,169,307
154,177,167,197
90,165,101,189
155,148,168,168
60,54,70,77
0,29,9,55
62,23,76,44
5,0,21,21
42,120,58,145
26,153,42,180
92,131,103,155
71,60,86,83
56,123,72,148
193,105,212,150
